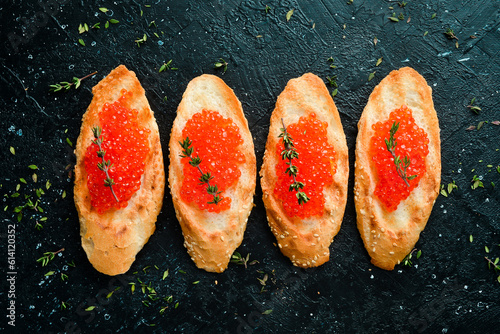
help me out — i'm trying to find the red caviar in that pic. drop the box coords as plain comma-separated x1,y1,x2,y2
370,105,429,212
180,109,245,213
85,89,150,214
274,113,336,219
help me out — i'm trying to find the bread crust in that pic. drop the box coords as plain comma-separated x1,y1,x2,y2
260,73,349,268
354,67,441,270
168,74,256,273
74,65,165,276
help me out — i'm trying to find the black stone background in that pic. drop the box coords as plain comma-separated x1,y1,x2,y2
1,0,500,333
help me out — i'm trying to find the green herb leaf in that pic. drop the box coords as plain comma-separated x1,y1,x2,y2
431,13,436,19
162,269,169,280
109,19,119,24
262,309,273,315
331,88,338,98
388,16,399,22
105,21,110,29
376,57,383,67
286,9,294,22
85,306,96,311
470,235,473,243
10,146,15,155
99,7,108,13
368,71,376,81
78,39,85,46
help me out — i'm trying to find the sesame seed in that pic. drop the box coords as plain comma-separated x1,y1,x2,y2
372,247,376,252
380,228,385,232
389,251,394,255
313,234,319,238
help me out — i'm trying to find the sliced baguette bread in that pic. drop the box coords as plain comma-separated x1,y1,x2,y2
260,73,349,268
168,74,256,273
74,65,165,276
354,67,441,270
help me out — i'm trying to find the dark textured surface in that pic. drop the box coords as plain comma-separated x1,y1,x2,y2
1,1,500,333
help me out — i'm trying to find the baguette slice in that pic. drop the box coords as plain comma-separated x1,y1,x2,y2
260,73,349,268
74,65,165,276
168,74,256,273
354,67,441,270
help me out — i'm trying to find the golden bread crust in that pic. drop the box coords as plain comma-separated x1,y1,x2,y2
260,73,349,268
168,74,256,273
354,67,441,270
74,65,165,276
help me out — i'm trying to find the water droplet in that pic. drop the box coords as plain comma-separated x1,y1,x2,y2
28,54,33,59
158,40,164,46
91,41,96,47
68,64,75,70
104,314,111,320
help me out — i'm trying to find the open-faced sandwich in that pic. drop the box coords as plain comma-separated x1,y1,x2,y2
354,67,441,270
74,65,165,276
168,74,256,273
260,73,349,268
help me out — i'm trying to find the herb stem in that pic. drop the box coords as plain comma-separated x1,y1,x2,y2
179,138,222,205
485,256,500,270
92,126,119,202
385,121,416,187
280,119,309,205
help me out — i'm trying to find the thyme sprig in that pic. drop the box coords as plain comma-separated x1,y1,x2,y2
231,252,259,268
402,248,421,267
179,137,222,205
37,248,64,267
91,126,119,202
485,256,500,283
279,119,309,205
49,71,97,92
385,121,417,187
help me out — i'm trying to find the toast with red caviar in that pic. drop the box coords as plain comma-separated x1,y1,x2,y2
260,73,349,268
74,65,164,276
354,67,441,270
168,74,256,273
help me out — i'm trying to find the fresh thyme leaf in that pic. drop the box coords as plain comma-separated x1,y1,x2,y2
99,7,108,13
431,13,436,19
109,19,119,24
265,5,271,13
444,28,458,40
388,16,399,22
471,175,484,189
286,9,294,22
368,71,376,81
92,22,100,29
262,309,273,315
470,235,473,243
162,269,169,280
376,57,383,67
10,146,15,155
105,21,110,29
78,38,85,46
331,88,338,98
135,33,147,47
85,306,96,311
214,58,228,73
424,31,428,36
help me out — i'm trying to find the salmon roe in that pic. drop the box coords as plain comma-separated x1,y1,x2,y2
370,105,429,212
274,113,336,219
85,89,150,214
180,109,245,213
